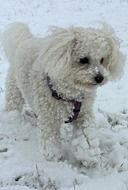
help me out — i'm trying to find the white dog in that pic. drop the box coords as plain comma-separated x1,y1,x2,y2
3,23,125,166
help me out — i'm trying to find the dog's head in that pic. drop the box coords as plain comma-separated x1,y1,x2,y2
41,24,125,90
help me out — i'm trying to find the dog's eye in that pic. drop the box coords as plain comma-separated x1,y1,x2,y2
79,57,89,65
100,58,104,64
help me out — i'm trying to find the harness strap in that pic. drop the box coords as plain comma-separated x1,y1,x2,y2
47,76,82,123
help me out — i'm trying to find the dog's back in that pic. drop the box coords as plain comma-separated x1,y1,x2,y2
3,23,47,111
3,23,32,64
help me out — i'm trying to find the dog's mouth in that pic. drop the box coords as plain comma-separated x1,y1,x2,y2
74,79,98,87
74,79,105,87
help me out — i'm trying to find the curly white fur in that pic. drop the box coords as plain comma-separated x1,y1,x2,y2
3,22,125,166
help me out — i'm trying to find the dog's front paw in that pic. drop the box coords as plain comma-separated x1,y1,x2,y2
41,140,62,162
71,129,100,167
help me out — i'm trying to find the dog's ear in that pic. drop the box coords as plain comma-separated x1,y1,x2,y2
107,35,126,81
40,27,77,79
101,24,126,80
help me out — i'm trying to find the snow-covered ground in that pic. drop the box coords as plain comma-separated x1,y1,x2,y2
0,0,128,189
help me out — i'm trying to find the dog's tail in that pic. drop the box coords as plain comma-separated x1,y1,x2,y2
3,22,32,63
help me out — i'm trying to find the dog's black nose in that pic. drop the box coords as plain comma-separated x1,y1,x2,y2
95,74,104,84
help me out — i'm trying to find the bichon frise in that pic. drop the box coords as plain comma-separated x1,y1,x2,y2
3,23,125,166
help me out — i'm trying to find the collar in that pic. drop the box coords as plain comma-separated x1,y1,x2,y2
47,76,82,123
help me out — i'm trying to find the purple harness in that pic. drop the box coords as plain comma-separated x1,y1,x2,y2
47,76,82,123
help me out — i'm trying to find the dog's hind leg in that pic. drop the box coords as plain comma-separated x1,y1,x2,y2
5,68,24,112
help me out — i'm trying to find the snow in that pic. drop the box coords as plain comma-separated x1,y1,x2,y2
0,0,128,189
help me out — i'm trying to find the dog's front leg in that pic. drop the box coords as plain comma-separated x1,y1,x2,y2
31,72,63,161
37,115,63,161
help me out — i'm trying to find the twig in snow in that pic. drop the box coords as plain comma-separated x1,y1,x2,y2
35,164,44,189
